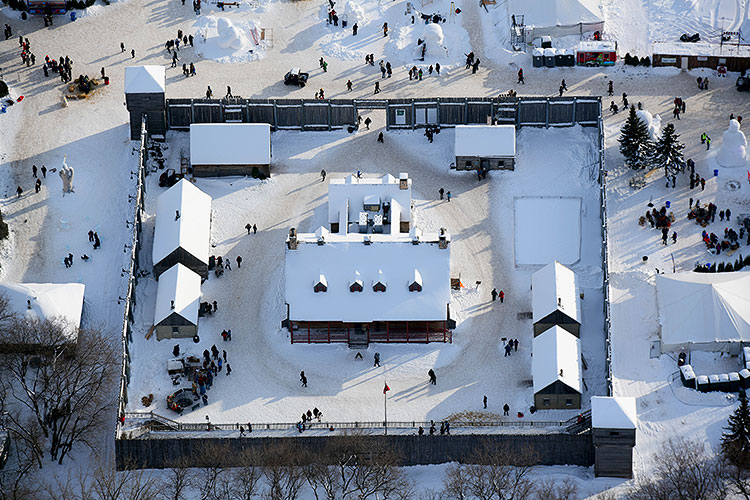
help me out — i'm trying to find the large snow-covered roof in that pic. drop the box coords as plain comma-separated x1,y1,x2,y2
531,261,580,323
656,271,750,349
190,123,271,166
653,41,750,58
0,282,85,338
285,233,450,322
327,173,412,225
454,125,516,158
591,396,637,429
152,179,212,266
154,264,201,326
509,0,602,28
124,66,166,94
532,326,581,393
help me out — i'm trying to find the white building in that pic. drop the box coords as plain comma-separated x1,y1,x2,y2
153,264,202,340
656,271,750,353
152,179,212,279
532,325,582,409
531,261,580,336
453,125,516,171
0,282,85,349
190,123,271,178
285,173,452,345
508,0,604,39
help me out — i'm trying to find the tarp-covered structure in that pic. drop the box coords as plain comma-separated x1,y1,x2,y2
509,0,604,40
656,271,750,353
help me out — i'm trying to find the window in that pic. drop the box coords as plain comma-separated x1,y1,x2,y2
497,160,504,168
464,160,472,168
543,398,551,407
565,398,573,406
609,431,620,436
172,327,179,334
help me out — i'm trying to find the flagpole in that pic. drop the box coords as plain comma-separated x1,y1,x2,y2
384,381,388,436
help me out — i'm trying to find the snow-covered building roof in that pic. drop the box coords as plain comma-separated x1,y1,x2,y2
652,41,750,58
124,66,166,94
591,396,637,429
190,123,271,166
532,326,582,393
577,41,617,52
454,125,516,158
154,264,201,326
0,282,85,339
531,261,580,324
327,173,412,227
509,0,602,28
285,231,450,322
152,179,212,267
656,272,750,351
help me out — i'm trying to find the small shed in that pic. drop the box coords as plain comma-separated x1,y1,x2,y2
124,66,166,140
532,48,545,67
453,125,516,171
532,261,580,337
152,179,212,279
591,396,637,478
576,41,617,66
190,123,271,178
153,264,201,340
544,48,557,67
532,326,582,409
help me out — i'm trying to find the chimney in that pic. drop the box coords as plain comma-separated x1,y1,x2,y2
438,228,449,249
399,172,409,190
175,210,180,220
287,227,298,250
170,300,175,310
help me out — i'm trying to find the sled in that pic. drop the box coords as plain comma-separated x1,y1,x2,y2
250,27,260,45
450,278,464,290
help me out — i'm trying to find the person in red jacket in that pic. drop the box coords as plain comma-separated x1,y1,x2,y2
499,290,505,303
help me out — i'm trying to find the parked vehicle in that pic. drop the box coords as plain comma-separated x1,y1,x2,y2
284,68,309,87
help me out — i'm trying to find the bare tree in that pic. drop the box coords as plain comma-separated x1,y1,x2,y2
229,449,264,500
189,443,235,500
261,442,305,500
443,463,471,500
0,428,42,500
627,438,725,500
0,321,118,464
157,458,194,500
90,459,160,500
533,479,578,500
302,459,338,500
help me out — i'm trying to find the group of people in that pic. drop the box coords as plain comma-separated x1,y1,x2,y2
672,96,686,120
209,254,242,277
417,420,450,435
464,52,481,74
696,76,710,90
503,338,519,356
423,124,440,143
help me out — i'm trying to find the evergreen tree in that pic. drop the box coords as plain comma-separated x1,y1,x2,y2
618,105,652,169
651,123,685,177
722,394,750,470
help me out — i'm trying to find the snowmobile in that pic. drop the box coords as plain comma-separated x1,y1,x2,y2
679,33,701,43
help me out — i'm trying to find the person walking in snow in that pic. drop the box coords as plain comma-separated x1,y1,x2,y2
622,92,628,108
514,339,518,351
608,80,613,96
439,187,444,200
93,232,101,249
352,23,358,35
32,164,37,178
428,369,436,385
503,403,510,416
226,86,232,98
171,52,178,68
246,223,252,234
253,224,257,234
16,186,22,198
517,68,524,84
35,178,41,193
236,255,242,268
206,86,213,98
499,290,504,303
672,231,677,244
131,49,136,58
226,364,231,375
346,79,352,91
561,79,567,91
224,259,230,270
483,395,487,409
364,117,372,129
446,191,451,202
300,371,308,387
471,59,480,74
320,169,326,181
374,81,380,94
377,132,384,143
88,230,94,242
491,288,498,301
374,352,380,367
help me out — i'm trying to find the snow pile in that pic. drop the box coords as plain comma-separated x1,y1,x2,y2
193,16,266,63
636,109,662,141
388,18,469,67
716,119,748,168
342,0,368,26
422,23,444,56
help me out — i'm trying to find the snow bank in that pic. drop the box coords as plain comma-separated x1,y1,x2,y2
636,109,661,141
716,119,748,168
341,0,367,26
193,16,266,63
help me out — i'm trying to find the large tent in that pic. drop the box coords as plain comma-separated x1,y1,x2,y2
509,0,604,39
656,272,750,353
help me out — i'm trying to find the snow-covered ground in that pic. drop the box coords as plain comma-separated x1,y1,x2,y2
125,125,606,429
1,0,750,494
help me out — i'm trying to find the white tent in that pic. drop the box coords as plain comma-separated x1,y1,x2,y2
124,66,166,94
531,261,580,335
591,396,637,429
532,325,582,394
656,271,750,353
509,0,604,39
152,179,212,278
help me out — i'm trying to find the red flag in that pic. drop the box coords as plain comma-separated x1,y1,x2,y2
383,383,390,394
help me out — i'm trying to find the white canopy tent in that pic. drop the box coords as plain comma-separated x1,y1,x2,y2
509,0,604,39
656,271,750,353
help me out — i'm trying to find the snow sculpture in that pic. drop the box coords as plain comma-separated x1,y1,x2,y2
58,155,75,194
636,109,661,141
422,23,444,51
716,119,748,167
342,0,366,25
216,18,243,50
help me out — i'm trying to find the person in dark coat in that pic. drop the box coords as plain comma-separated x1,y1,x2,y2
514,339,518,351
93,233,101,249
483,395,487,409
491,288,498,301
428,369,436,385
439,188,444,200
236,256,242,268
503,403,510,416
377,132,384,143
